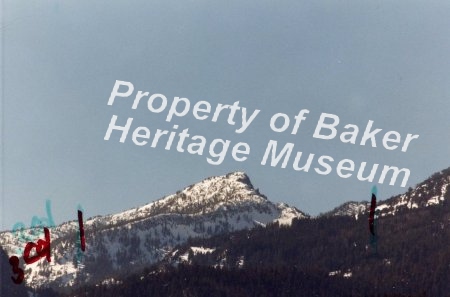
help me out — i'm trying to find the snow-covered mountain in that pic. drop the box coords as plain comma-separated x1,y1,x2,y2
63,167,450,297
325,167,450,219
0,172,307,289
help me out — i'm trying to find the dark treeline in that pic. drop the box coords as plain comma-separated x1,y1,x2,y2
66,264,428,297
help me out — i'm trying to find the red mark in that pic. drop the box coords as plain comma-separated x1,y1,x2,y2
369,193,376,236
23,227,51,264
9,256,24,284
78,210,85,251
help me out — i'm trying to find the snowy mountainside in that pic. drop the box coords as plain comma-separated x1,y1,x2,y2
0,172,306,290
324,201,368,219
325,167,450,218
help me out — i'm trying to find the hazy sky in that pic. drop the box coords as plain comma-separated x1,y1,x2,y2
2,0,450,230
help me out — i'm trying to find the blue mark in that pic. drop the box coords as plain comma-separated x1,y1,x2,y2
371,185,377,196
12,199,55,254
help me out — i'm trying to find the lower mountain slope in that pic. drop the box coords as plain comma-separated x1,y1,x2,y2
67,198,449,297
64,167,450,297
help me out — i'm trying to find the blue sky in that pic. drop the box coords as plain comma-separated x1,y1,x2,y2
2,0,450,229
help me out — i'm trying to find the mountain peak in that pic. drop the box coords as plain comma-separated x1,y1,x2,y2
224,171,253,186
153,171,266,216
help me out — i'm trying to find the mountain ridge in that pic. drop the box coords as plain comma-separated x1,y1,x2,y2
324,167,450,219
0,171,306,289
1,166,449,295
